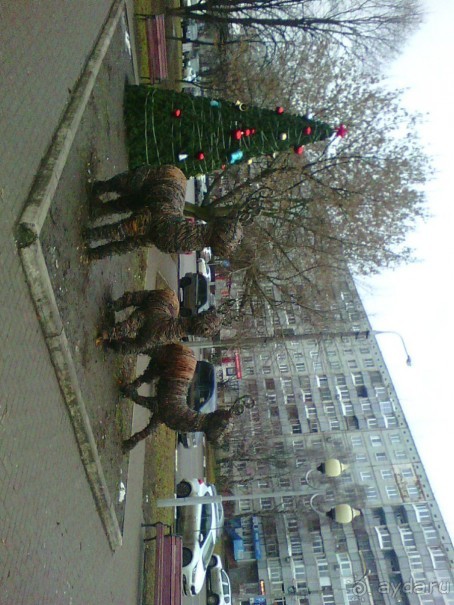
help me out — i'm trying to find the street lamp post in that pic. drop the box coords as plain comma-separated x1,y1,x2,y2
158,458,361,524
305,458,349,487
188,329,413,367
373,330,412,366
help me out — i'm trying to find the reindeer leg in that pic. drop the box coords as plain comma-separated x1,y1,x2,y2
99,309,145,346
85,217,138,245
86,237,149,260
92,170,134,197
111,290,151,311
123,415,161,452
91,193,145,220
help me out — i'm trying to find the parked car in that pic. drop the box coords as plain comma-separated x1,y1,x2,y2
195,175,208,203
179,272,215,316
183,65,197,81
176,479,219,596
206,554,232,605
197,257,211,281
179,360,217,448
183,20,198,41
199,247,212,263
210,485,224,537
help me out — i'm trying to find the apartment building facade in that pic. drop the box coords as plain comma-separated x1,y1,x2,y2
216,274,454,605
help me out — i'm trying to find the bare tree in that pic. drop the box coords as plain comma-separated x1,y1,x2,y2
168,0,423,64
185,38,432,325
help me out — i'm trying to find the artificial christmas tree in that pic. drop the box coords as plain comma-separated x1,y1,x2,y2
124,86,339,177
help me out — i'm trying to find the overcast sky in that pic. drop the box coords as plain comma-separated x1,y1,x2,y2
356,0,454,541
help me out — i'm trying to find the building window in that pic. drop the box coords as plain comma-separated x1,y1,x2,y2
322,591,335,605
367,417,378,428
239,499,252,512
381,469,393,480
351,436,363,447
324,404,337,417
375,452,387,462
336,553,352,576
317,375,329,387
395,451,408,460
389,433,402,444
282,496,294,510
408,552,423,570
413,503,431,522
311,532,324,554
361,471,373,481
352,372,365,385
386,486,399,499
375,526,392,549
356,454,367,463
370,435,383,447
261,498,274,511
407,486,421,499
305,405,317,418
282,378,293,391
429,547,449,569
317,557,329,574
268,559,283,585
379,401,393,414
422,524,438,545
401,468,414,479
366,487,378,500
399,526,416,550
342,402,354,416
320,387,333,402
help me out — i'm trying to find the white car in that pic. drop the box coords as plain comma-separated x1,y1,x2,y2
200,247,212,263
177,479,219,596
183,65,197,81
210,485,224,538
197,257,211,281
207,554,232,605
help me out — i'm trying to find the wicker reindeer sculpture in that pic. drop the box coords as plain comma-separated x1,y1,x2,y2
97,287,222,353
85,164,243,259
121,343,254,452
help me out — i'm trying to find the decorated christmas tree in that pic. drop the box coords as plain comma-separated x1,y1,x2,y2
124,86,345,177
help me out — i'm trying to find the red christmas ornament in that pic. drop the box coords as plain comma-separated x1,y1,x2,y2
172,109,182,118
196,151,205,161
244,128,251,137
293,145,304,155
232,128,243,140
276,106,284,115
336,124,348,138
221,164,226,170
250,128,256,135
304,126,312,135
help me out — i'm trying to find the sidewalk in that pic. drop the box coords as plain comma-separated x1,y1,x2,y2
0,1,178,603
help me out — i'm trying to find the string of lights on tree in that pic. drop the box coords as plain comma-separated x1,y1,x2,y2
125,86,347,177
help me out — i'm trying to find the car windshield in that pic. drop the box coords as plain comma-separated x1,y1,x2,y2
196,275,208,306
200,503,213,540
215,502,224,524
202,531,216,568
